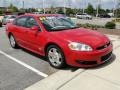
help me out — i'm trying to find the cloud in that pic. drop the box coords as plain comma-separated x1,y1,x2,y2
0,0,117,9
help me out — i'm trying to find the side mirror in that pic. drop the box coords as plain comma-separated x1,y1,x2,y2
31,26,39,32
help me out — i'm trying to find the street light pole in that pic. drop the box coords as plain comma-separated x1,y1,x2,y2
64,0,66,15
113,0,116,17
42,0,45,14
83,0,86,14
96,0,101,17
22,1,24,9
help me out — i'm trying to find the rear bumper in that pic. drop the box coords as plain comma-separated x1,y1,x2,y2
65,44,113,67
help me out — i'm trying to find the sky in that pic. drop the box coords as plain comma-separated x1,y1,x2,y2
0,0,118,9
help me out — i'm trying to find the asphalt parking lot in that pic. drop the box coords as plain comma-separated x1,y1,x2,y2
0,25,120,90
0,27,58,90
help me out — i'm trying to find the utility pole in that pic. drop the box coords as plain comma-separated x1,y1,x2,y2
113,0,117,17
83,0,87,14
96,0,101,17
42,0,45,14
64,0,66,15
68,0,71,8
22,1,24,9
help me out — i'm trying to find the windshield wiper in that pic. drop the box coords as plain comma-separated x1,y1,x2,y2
48,26,79,32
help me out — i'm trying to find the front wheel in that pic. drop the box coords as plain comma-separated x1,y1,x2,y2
46,45,66,69
9,34,18,48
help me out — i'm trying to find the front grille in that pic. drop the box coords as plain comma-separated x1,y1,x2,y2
76,60,97,65
101,52,112,62
96,42,111,50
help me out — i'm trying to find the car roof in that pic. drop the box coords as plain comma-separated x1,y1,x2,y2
22,13,63,17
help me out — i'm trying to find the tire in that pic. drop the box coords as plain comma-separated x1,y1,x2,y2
9,34,18,48
46,45,66,69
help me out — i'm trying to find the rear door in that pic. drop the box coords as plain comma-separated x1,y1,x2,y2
12,16,29,46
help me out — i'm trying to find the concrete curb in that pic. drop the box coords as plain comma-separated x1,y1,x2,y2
25,69,85,90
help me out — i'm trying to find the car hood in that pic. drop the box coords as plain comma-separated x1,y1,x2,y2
50,28,109,48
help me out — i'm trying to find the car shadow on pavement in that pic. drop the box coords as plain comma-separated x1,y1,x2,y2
20,48,116,72
20,48,48,61
20,48,80,72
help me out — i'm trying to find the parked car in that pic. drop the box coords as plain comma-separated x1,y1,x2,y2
98,14,111,18
2,15,16,25
76,13,92,20
6,14,113,68
33,12,42,14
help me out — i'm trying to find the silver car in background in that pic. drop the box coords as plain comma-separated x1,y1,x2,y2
76,13,92,20
2,15,16,25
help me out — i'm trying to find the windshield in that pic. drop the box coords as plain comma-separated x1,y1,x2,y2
39,16,77,31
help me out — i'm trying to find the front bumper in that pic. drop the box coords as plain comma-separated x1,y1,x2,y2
65,44,113,67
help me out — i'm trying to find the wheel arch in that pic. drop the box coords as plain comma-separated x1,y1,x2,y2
44,42,64,56
8,32,13,38
44,42,67,68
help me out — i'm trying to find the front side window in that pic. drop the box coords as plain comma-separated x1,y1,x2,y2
39,16,77,31
26,17,38,28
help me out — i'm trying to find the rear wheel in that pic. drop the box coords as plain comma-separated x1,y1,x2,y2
46,45,66,69
9,34,18,48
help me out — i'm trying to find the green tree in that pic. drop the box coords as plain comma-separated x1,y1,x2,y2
25,8,38,13
50,6,55,14
85,3,94,15
66,8,74,16
106,9,110,13
0,9,3,15
98,5,106,14
8,3,19,12
57,8,64,14
116,1,120,17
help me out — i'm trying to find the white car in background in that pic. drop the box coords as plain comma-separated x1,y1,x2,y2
33,12,42,14
2,15,16,25
76,13,92,20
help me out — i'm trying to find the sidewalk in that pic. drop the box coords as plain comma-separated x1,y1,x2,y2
25,35,120,90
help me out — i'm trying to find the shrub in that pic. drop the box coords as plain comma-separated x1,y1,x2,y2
112,18,120,23
77,23,104,30
105,22,116,29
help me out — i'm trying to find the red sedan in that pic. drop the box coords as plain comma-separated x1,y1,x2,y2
6,14,113,68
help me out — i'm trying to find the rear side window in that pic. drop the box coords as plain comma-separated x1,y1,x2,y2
13,16,28,27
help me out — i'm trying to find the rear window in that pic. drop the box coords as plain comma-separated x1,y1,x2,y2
10,16,16,19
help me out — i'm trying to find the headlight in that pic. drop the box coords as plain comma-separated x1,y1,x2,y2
68,42,93,51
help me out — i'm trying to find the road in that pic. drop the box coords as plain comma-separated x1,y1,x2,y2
0,27,58,90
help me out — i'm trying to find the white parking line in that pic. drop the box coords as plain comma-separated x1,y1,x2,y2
0,50,48,78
